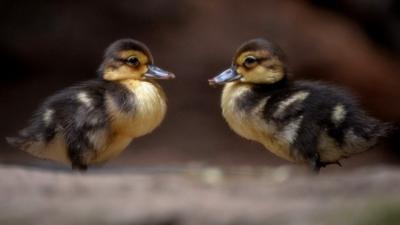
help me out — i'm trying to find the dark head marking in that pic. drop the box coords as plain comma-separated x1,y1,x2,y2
234,38,286,64
104,38,154,64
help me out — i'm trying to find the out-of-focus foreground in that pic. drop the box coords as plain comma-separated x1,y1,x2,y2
1,165,400,225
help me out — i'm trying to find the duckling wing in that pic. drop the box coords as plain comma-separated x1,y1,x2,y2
287,81,391,170
6,80,115,167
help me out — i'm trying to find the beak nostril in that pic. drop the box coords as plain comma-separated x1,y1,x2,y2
209,68,241,85
144,65,175,80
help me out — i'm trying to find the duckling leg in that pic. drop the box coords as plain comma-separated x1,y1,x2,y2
68,146,89,172
65,129,91,171
308,154,323,173
292,123,322,173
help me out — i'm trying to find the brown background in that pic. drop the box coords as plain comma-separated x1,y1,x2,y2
1,0,400,170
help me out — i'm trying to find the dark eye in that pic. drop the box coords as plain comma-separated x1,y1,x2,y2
243,56,258,68
126,56,140,66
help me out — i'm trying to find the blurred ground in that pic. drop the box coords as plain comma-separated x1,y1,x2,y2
1,165,400,225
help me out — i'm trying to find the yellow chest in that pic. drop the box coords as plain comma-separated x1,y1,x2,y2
221,83,259,141
107,80,167,138
221,82,295,162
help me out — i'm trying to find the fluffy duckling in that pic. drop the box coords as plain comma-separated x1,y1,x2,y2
7,39,175,171
209,38,391,172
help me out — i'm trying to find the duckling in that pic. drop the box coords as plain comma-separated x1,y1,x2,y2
209,38,392,172
7,39,175,171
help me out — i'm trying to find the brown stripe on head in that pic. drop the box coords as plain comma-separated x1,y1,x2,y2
99,39,153,81
232,38,287,84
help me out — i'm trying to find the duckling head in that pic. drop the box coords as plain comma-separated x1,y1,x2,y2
99,39,175,81
209,38,286,85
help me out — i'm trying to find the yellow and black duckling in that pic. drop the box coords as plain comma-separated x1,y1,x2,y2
209,38,392,172
7,39,175,171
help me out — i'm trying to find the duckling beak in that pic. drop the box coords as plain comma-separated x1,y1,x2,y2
208,67,242,85
144,65,175,80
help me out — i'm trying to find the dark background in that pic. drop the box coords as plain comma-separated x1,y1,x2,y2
1,0,400,170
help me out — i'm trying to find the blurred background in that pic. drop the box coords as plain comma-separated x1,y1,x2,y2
1,0,400,170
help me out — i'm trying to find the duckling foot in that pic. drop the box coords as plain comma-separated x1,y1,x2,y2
312,161,343,173
72,164,88,172
319,161,342,168
309,154,322,173
309,154,343,173
311,162,321,173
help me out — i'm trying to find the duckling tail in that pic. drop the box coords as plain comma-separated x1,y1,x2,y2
6,136,31,151
380,122,397,137
6,136,23,147
385,122,400,151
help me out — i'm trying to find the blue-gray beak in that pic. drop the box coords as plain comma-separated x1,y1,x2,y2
208,67,242,85
144,65,175,80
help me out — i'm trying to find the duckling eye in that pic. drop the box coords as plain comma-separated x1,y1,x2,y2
243,56,258,68
126,56,140,67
